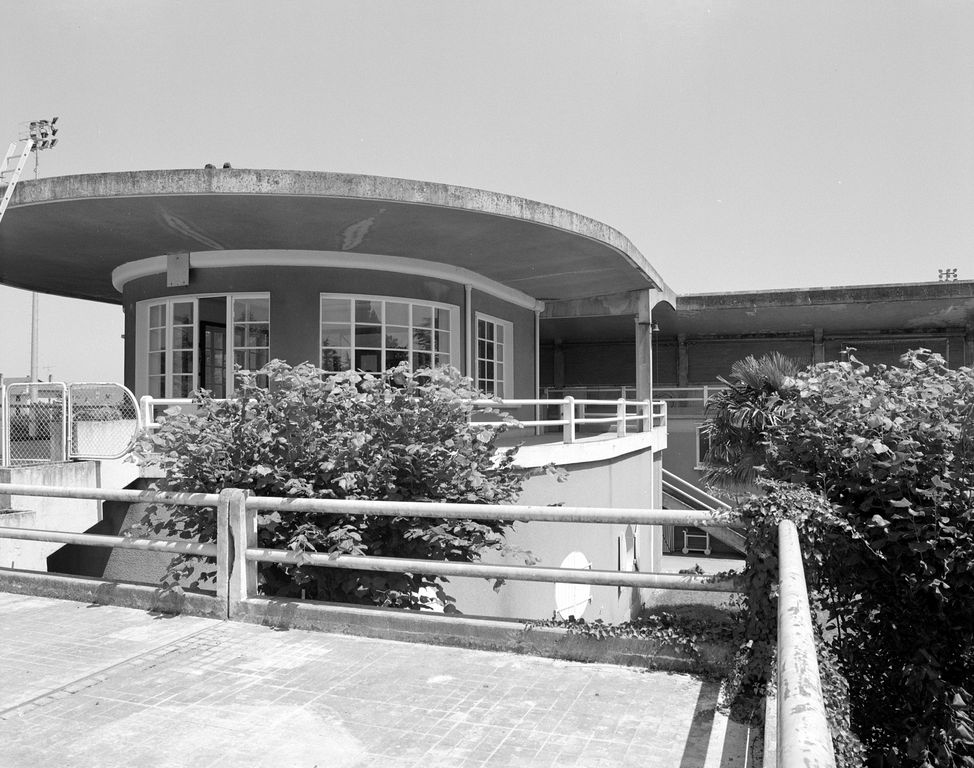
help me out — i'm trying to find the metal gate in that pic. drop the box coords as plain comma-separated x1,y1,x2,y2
0,382,141,466
0,382,66,466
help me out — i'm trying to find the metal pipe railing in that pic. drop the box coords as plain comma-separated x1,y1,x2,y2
777,519,836,768
244,547,739,592
0,526,217,557
244,493,740,527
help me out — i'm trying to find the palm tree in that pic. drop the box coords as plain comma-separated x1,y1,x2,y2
702,352,799,487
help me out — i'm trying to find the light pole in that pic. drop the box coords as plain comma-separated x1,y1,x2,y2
21,117,59,383
26,117,58,180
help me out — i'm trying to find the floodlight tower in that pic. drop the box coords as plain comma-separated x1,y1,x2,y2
26,117,59,179
0,116,59,225
1,118,61,383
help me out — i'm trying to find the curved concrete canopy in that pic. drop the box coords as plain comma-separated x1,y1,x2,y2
0,168,665,305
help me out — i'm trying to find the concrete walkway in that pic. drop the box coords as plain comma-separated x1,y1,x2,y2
0,593,752,768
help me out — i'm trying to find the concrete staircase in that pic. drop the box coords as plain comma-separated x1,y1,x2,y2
661,469,747,555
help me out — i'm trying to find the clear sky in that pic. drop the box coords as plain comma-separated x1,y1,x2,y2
1,0,972,382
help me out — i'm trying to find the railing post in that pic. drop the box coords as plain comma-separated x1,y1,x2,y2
140,396,152,429
562,396,575,444
226,488,255,617
777,519,836,768
616,398,627,437
216,489,233,618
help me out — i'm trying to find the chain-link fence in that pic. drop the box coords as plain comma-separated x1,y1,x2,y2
0,382,141,466
67,383,140,459
1,383,67,465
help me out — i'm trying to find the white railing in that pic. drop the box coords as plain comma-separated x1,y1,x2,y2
653,385,728,411
140,395,667,446
543,385,727,414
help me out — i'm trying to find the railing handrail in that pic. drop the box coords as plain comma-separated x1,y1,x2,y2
777,519,836,767
0,482,739,527
0,482,741,595
139,393,668,446
661,468,732,511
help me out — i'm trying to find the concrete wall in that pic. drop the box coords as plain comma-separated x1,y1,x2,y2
0,462,101,571
123,265,537,407
447,446,655,623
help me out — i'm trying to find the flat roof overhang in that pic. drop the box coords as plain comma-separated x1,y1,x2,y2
0,169,664,305
656,281,974,337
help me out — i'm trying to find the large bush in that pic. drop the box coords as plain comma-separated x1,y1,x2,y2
135,361,529,611
706,351,974,767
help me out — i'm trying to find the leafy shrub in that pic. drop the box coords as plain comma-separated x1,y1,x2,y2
134,361,531,611
706,350,974,767
764,351,974,767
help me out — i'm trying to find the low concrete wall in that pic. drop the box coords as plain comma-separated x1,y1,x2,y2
0,462,101,571
231,596,732,674
448,446,657,623
0,568,223,618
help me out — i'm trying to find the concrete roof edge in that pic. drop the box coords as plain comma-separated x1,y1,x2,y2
10,168,667,291
676,280,974,309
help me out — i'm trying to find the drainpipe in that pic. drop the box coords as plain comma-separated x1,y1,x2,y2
464,284,473,380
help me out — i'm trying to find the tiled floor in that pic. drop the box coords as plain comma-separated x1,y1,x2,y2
0,592,751,767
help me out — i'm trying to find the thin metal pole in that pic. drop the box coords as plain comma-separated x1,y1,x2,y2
30,292,38,383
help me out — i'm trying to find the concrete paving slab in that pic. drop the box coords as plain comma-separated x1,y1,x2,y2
0,593,751,768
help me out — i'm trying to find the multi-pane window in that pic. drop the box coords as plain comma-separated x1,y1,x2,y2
232,297,270,385
476,314,513,397
141,294,269,397
320,296,453,373
147,303,167,398
170,301,195,397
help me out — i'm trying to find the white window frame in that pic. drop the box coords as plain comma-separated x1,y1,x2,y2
135,292,270,398
694,424,712,470
319,293,461,374
475,312,514,398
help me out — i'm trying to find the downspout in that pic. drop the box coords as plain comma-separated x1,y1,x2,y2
464,284,473,380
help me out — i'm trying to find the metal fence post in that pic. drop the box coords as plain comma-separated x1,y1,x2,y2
226,488,255,616
777,519,836,768
616,398,627,438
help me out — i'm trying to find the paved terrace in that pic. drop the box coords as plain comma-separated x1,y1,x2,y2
0,593,750,768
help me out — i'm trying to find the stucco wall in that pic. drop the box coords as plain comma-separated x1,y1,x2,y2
447,447,655,623
122,264,537,405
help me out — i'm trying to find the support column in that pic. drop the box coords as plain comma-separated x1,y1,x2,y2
636,290,661,586
677,334,688,387
553,339,566,388
813,328,825,364
966,321,974,368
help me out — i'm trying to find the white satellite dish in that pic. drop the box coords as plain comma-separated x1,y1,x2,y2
554,551,592,620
